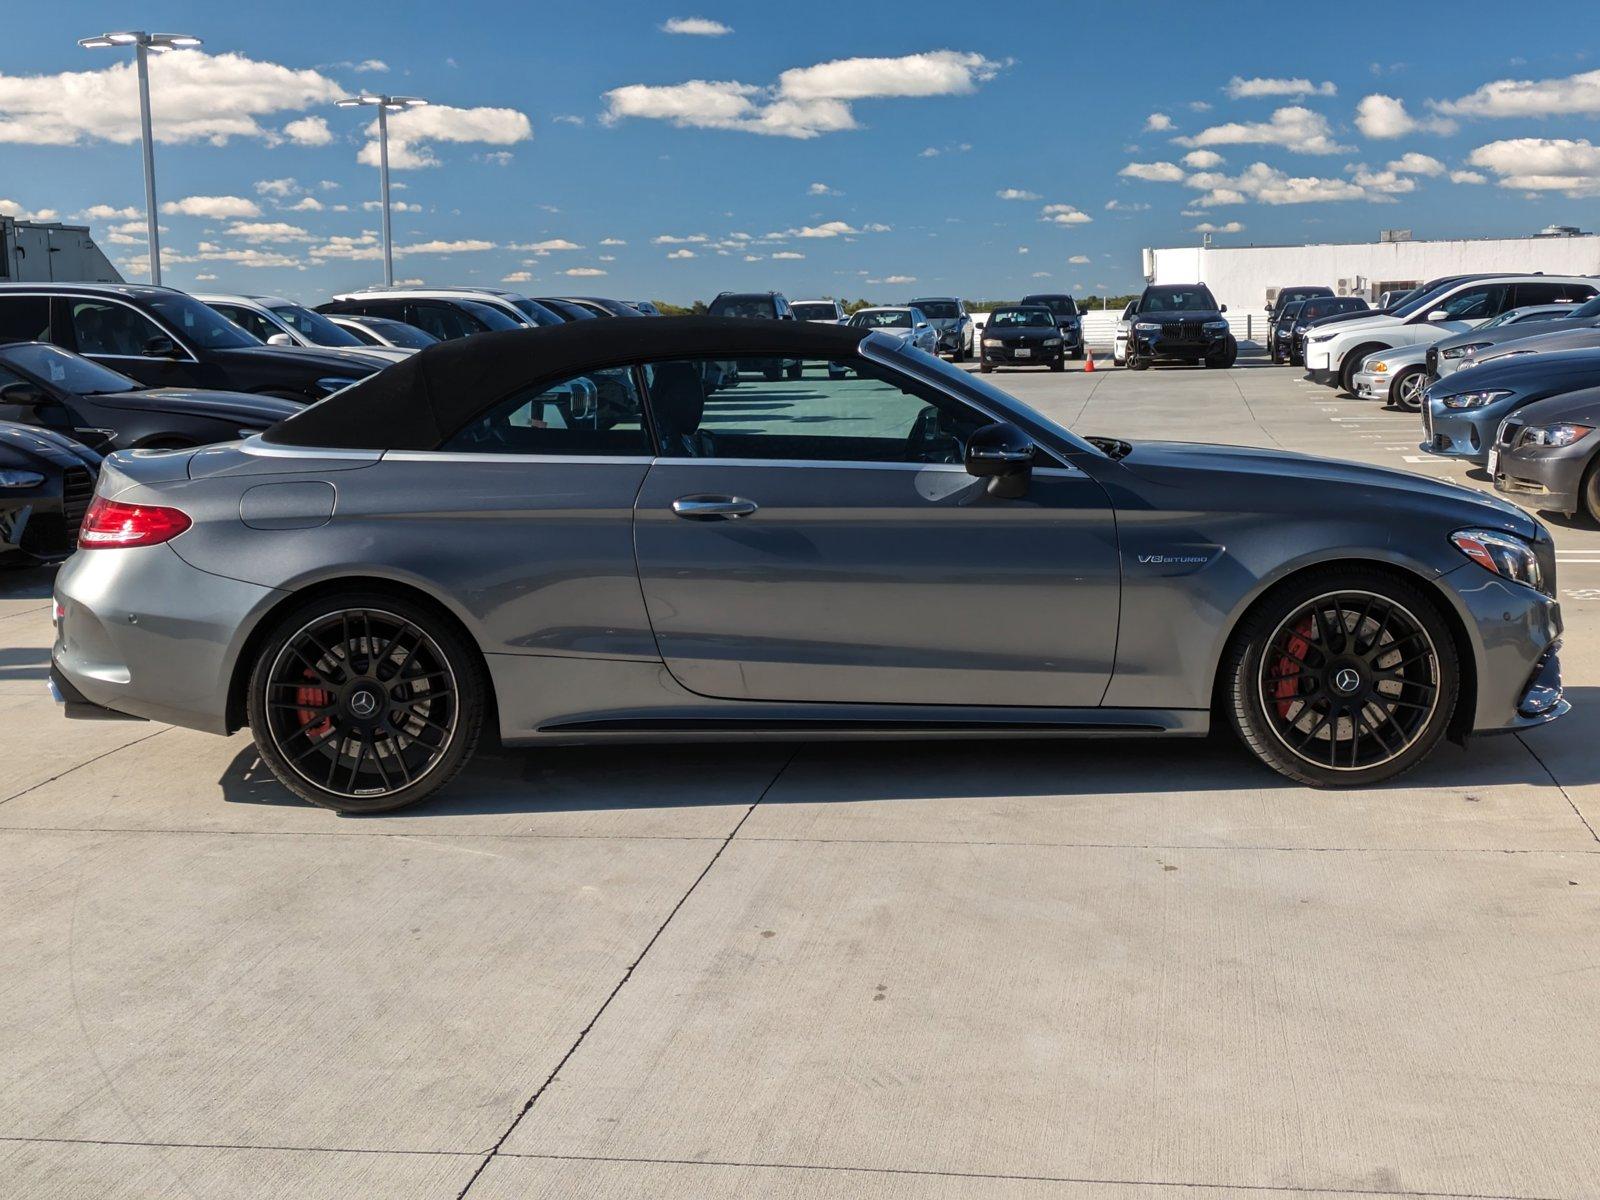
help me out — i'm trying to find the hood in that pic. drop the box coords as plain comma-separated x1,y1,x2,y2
1364,344,1430,368
985,325,1057,339
1436,317,1585,355
0,420,101,471
1432,346,1600,395
1506,383,1600,430
333,345,412,365
1300,310,1372,331
1313,313,1400,339
1110,439,1537,537
93,388,302,426
1474,326,1600,365
1134,310,1223,325
211,344,382,375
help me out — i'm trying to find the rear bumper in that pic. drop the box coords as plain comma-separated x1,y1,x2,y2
49,664,146,721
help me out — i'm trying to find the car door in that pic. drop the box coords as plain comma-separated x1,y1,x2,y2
62,296,209,389
632,354,1121,708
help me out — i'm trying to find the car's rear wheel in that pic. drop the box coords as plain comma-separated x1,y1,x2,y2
1390,366,1427,412
247,593,486,813
1223,569,1458,787
1581,455,1600,525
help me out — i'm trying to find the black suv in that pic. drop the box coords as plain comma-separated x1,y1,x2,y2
1268,300,1306,365
0,284,378,403
706,291,802,379
1126,284,1236,369
1267,285,1333,326
1291,295,1371,364
1018,293,1086,360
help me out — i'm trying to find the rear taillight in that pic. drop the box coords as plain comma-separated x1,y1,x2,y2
78,497,192,549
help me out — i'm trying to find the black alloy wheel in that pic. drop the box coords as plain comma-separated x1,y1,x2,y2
1224,572,1458,787
249,594,485,812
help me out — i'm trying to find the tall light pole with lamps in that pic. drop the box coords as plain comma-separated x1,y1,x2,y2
78,31,202,286
335,94,428,286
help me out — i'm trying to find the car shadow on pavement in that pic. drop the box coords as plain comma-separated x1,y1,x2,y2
0,645,51,683
0,566,56,601
216,688,1600,815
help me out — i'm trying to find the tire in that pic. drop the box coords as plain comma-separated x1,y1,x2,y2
953,342,968,363
1581,455,1600,526
1339,345,1384,396
1071,347,1085,361
978,362,993,374
1390,366,1427,413
1049,358,1065,372
785,362,803,380
1126,351,1148,371
1270,345,1282,365
762,365,782,382
1205,337,1237,369
247,591,487,813
1221,568,1459,788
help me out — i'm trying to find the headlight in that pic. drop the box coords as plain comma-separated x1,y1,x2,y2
1520,422,1594,448
1043,338,1062,347
1308,333,1335,344
1450,528,1543,592
0,470,45,489
982,338,1002,348
1370,360,1389,373
314,376,360,396
1440,389,1512,410
1133,322,1159,332
1441,342,1490,360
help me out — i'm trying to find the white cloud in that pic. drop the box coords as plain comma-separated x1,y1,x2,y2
874,275,916,284
653,233,709,244
1354,94,1456,138
779,220,868,238
1181,149,1224,169
602,51,1001,140
1185,162,1371,206
771,251,804,259
287,196,324,211
1193,221,1245,233
661,17,733,35
1144,112,1173,131
194,273,217,281
502,270,533,282
666,248,696,259
0,49,343,146
78,203,141,221
480,150,514,166
161,194,261,219
172,243,301,269
513,238,584,253
1450,169,1488,185
0,198,57,221
309,233,381,261
1434,68,1600,119
1103,199,1150,212
284,115,333,146
1120,161,1185,182
358,104,533,170
1188,100,1212,112
600,237,627,246
1040,203,1092,225
552,114,585,126
355,59,388,73
563,266,608,277
394,239,496,255
362,199,422,212
254,177,301,198
808,181,841,195
1017,246,1030,255
226,221,314,242
1224,76,1336,99
1387,151,1445,176
996,187,1041,200
1176,106,1350,155
1466,137,1600,196
1068,255,1090,264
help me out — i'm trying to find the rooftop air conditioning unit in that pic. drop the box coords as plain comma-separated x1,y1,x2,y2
1379,228,1412,243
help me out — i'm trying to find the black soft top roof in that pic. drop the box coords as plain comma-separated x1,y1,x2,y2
263,315,868,451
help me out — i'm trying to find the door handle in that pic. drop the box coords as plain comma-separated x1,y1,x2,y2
671,495,759,520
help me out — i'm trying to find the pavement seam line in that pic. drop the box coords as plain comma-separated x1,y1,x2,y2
505,1151,1560,1200
1514,731,1599,843
0,1135,474,1158
451,743,804,1200
0,727,169,807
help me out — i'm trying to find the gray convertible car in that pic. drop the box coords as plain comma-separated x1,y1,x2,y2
51,318,1566,812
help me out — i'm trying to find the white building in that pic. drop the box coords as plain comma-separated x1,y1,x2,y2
1143,227,1600,321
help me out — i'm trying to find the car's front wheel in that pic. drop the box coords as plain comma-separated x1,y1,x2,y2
1390,366,1427,413
247,592,487,813
1222,569,1459,787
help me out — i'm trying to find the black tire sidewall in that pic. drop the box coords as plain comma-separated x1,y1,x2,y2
247,591,487,813
1225,569,1460,788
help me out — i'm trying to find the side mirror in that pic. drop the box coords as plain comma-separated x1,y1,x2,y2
0,381,47,406
143,334,182,359
1219,304,1228,313
265,332,294,347
964,422,1035,499
1427,309,1450,322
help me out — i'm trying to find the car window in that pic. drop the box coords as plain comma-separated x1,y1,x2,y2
708,296,776,320
989,308,1053,328
336,320,379,345
852,310,913,329
144,293,257,349
913,301,960,319
408,303,482,342
211,304,280,343
1434,283,1510,321
0,296,51,343
364,319,437,348
642,357,989,464
792,302,840,322
269,304,364,347
445,367,650,456
1512,281,1595,308
0,343,138,395
69,299,168,357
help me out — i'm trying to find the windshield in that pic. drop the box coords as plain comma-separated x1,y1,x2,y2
1022,296,1078,319
792,302,839,322
852,309,913,329
1391,279,1479,320
0,342,139,395
988,307,1053,328
507,297,564,327
1277,302,1304,323
145,293,259,349
913,301,961,319
459,300,524,331
709,296,778,319
358,318,437,348
1141,287,1218,313
1563,295,1600,321
268,304,364,348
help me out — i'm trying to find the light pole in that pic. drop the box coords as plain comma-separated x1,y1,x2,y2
335,94,428,286
78,31,202,286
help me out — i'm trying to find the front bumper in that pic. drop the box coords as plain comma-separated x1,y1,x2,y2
1303,342,1334,374
982,343,1064,365
1352,368,1390,401
1491,427,1594,514
52,543,282,734
1129,329,1227,359
1444,562,1565,734
1420,400,1514,464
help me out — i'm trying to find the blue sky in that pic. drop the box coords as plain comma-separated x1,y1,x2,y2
3,1,1599,303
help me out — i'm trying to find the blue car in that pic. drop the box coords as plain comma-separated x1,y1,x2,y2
1422,347,1600,466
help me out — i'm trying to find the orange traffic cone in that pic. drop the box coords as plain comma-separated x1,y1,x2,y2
1083,347,1095,372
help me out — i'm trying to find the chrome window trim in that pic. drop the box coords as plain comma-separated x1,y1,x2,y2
374,451,1079,477
382,450,654,465
240,436,383,462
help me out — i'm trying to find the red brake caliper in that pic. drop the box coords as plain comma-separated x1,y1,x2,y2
1273,617,1315,719
296,670,332,738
